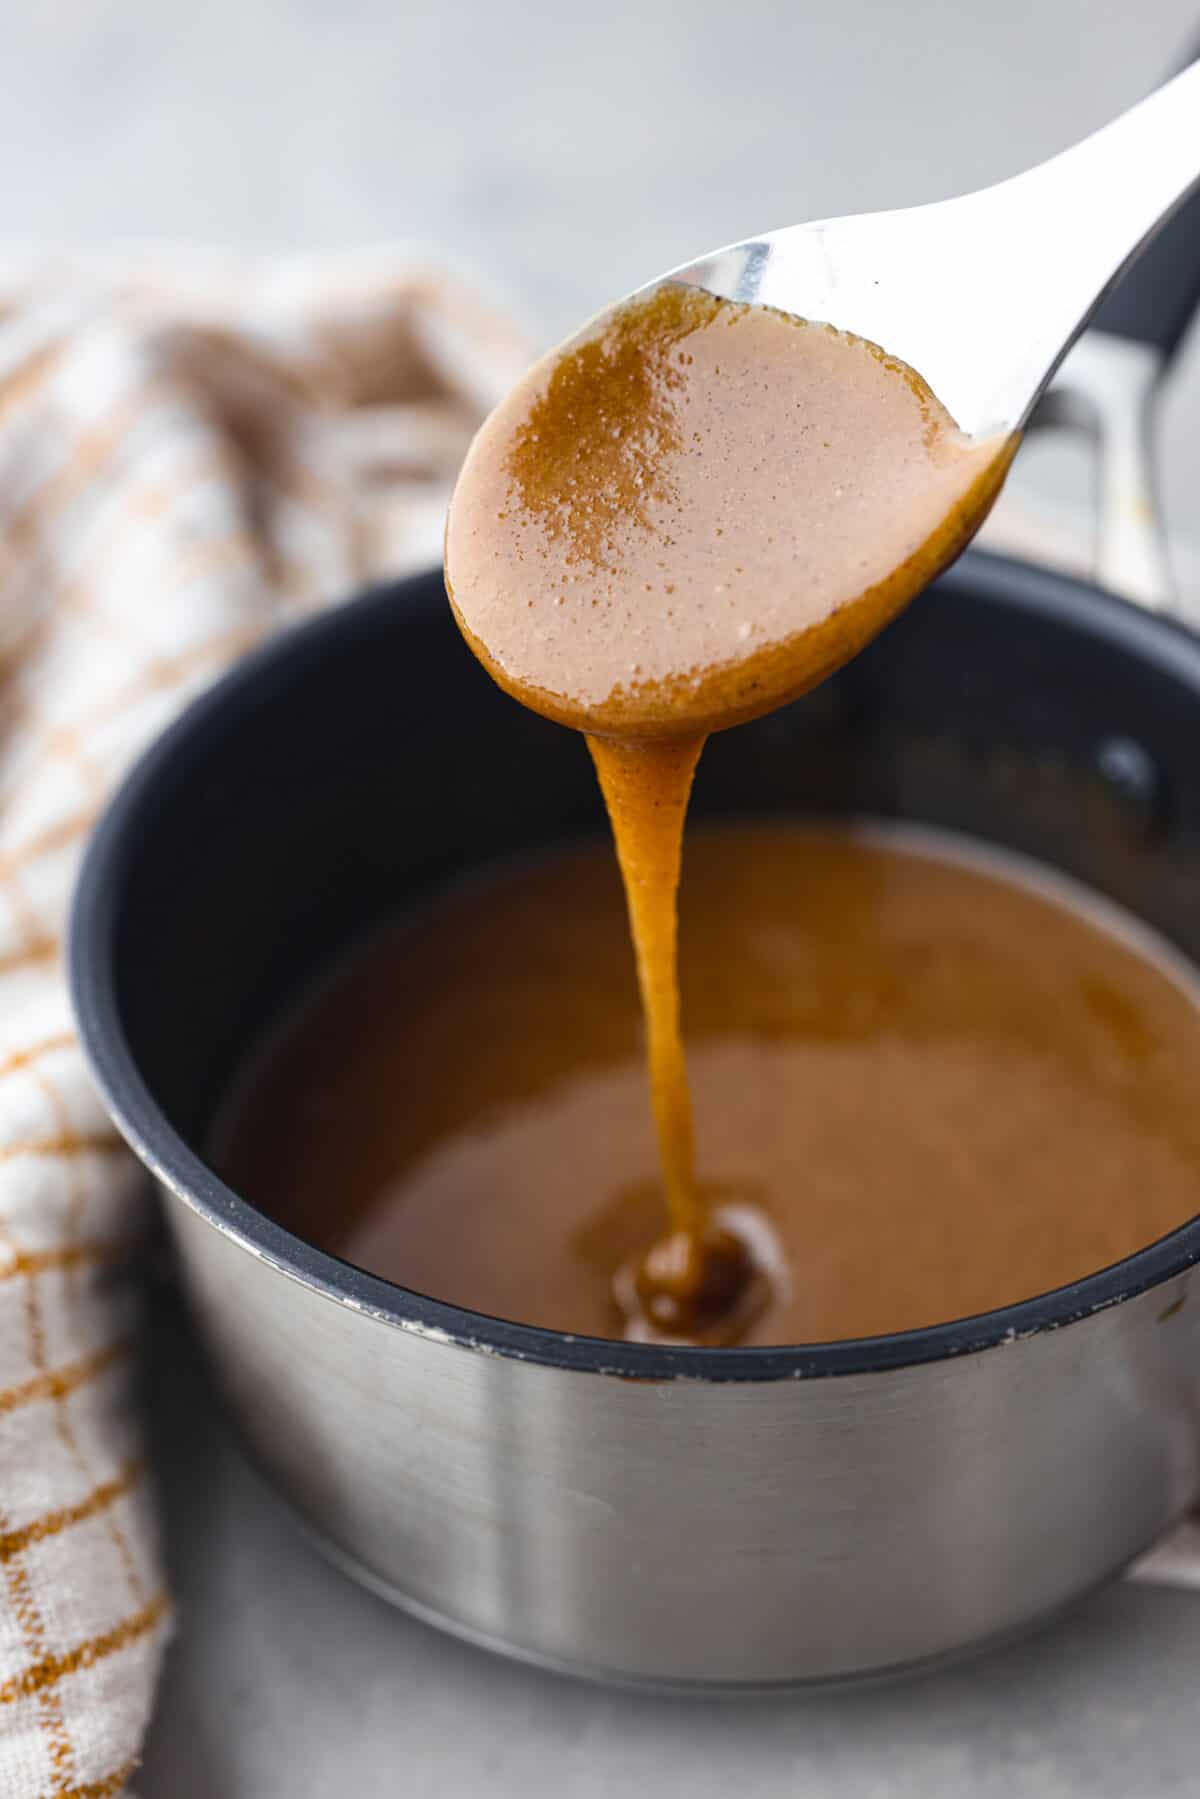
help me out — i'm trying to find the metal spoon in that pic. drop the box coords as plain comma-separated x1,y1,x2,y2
630,62,1200,445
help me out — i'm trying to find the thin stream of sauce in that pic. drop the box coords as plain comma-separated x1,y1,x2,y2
586,734,704,1242
587,732,762,1332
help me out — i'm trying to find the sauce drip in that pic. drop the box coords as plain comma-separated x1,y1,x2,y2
587,733,762,1336
446,285,1015,1338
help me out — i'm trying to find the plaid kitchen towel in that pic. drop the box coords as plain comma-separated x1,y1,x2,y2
0,248,528,1797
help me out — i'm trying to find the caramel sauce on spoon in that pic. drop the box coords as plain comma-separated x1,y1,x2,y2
445,284,1015,1341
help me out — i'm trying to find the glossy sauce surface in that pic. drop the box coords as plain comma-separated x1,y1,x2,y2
217,825,1200,1346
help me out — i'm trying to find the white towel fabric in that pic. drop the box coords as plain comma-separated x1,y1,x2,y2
0,249,528,1797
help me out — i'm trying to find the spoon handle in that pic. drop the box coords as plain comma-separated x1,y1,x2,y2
671,60,1200,441
976,60,1200,428
1090,39,1200,361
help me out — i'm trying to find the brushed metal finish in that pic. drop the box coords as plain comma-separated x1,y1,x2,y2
1037,332,1176,613
164,1183,1200,1687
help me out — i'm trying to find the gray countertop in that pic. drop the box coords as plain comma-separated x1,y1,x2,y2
11,1,1200,1787
141,1295,1200,1799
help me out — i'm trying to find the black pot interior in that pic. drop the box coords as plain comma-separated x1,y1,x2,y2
105,551,1200,1173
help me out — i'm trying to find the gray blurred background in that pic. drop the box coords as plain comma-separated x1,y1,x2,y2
10,5,1200,1790
6,0,1199,549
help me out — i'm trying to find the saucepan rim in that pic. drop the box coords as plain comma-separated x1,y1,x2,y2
68,555,1200,1382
